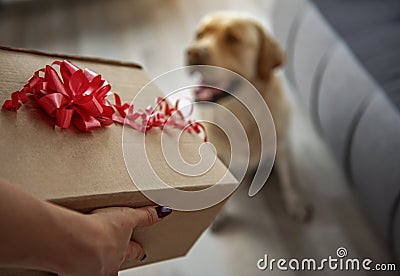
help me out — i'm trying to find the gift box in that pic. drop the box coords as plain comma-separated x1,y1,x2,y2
0,46,237,275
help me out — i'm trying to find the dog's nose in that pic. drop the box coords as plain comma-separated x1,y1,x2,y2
186,47,208,65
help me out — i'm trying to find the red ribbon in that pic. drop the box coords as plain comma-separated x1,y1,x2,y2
2,60,207,141
2,60,114,131
113,95,207,141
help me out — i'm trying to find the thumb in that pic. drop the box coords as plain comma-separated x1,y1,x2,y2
131,206,172,227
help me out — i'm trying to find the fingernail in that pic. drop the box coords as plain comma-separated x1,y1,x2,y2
140,254,147,262
155,206,172,218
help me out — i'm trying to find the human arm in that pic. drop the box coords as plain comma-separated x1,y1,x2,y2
0,178,170,275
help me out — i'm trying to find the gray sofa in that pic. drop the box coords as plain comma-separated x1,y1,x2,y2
272,0,400,257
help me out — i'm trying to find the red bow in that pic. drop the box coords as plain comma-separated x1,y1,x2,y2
2,60,114,131
2,60,207,141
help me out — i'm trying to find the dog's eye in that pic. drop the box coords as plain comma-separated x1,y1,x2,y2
196,31,204,39
225,33,239,43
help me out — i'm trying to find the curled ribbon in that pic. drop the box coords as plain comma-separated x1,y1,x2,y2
2,60,207,141
113,95,207,142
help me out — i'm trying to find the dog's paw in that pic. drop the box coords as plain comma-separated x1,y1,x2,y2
210,212,229,233
285,196,313,222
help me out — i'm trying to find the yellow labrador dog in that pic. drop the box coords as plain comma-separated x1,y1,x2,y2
186,12,311,221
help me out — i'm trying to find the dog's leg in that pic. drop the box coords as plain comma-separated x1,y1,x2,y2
210,208,229,233
276,139,312,221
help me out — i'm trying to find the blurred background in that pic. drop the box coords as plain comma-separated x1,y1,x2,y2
1,0,399,275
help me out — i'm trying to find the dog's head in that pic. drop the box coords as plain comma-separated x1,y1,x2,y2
186,12,284,101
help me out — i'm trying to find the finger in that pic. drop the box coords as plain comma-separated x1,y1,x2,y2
89,206,172,228
131,206,172,228
123,241,146,263
90,206,127,215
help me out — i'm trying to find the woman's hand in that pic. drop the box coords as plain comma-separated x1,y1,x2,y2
78,206,172,276
0,179,172,276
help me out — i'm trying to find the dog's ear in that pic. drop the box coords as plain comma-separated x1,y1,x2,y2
255,24,285,80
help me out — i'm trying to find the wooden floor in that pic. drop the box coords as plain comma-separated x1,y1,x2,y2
0,0,397,275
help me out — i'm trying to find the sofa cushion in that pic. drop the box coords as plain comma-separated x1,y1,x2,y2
350,92,400,239
392,200,400,258
291,5,337,113
317,43,378,166
312,0,400,111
